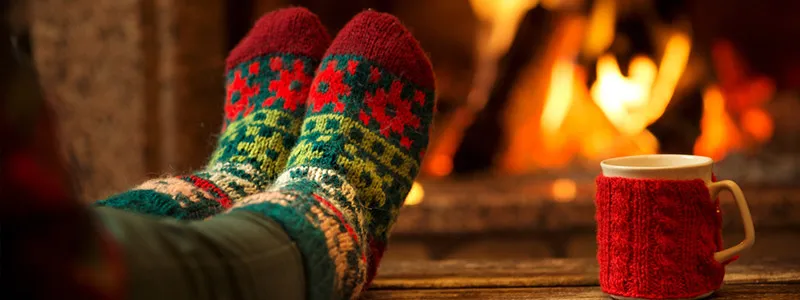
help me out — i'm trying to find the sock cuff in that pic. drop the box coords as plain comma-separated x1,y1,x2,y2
595,175,725,299
226,7,331,71
325,10,435,90
232,188,368,300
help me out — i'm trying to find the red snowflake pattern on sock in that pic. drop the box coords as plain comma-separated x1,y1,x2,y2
347,60,359,75
363,80,421,145
248,61,261,75
308,60,348,112
226,70,246,105
269,56,283,71
263,59,311,111
369,66,381,83
225,70,261,120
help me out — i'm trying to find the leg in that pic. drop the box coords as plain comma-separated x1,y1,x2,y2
95,207,305,300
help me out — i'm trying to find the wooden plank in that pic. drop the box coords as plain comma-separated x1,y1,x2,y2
372,258,800,289
363,284,800,300
373,259,597,289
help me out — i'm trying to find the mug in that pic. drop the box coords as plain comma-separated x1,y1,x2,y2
596,154,755,300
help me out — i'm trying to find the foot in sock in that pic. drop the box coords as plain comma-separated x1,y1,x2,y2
96,8,331,220
230,11,436,299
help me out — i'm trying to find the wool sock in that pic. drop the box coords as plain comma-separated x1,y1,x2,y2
96,7,331,220
228,11,436,299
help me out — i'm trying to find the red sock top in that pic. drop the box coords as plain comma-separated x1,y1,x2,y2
325,10,435,90
226,7,331,71
595,175,726,299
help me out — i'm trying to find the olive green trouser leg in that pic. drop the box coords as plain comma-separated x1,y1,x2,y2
95,207,305,300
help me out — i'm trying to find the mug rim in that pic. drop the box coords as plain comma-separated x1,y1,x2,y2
600,154,713,170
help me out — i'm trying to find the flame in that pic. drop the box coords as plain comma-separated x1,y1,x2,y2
581,0,616,58
404,181,425,206
693,40,775,161
540,59,575,134
693,86,774,161
591,54,658,135
425,3,774,177
468,0,540,109
693,86,742,160
532,32,691,167
590,33,691,137
741,108,774,142
469,0,539,58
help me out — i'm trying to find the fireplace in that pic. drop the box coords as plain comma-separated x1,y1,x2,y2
21,0,800,263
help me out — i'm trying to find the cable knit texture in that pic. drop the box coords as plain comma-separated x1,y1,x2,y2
96,8,331,220
231,10,435,300
595,175,726,299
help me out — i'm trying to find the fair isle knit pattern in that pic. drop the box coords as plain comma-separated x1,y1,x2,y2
95,8,331,220
231,11,436,299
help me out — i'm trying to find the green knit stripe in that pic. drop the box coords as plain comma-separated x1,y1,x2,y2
208,108,304,185
231,187,366,300
96,188,223,220
292,114,418,182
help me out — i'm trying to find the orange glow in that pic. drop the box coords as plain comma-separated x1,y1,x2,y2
551,178,577,202
540,59,575,134
528,32,691,169
591,54,657,136
694,86,774,160
423,7,774,177
427,154,454,177
693,86,742,160
741,108,774,143
468,0,540,109
404,182,425,206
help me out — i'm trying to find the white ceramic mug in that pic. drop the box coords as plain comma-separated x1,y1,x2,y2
600,154,756,299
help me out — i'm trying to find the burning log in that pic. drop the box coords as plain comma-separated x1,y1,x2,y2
452,6,557,175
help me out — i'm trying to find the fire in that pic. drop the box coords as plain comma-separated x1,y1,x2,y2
693,41,776,161
590,33,691,140
693,86,742,160
529,32,691,169
468,0,540,109
590,54,658,136
693,85,774,160
421,3,776,177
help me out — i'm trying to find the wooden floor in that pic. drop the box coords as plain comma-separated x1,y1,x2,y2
364,258,800,299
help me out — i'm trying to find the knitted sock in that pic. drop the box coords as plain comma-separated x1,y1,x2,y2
96,8,331,220
229,11,435,299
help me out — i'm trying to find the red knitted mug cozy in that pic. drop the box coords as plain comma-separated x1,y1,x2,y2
595,175,733,299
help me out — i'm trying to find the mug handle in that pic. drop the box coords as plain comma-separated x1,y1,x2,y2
707,180,756,263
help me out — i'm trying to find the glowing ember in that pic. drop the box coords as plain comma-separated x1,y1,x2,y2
551,178,577,202
427,154,454,177
404,181,425,206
